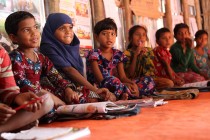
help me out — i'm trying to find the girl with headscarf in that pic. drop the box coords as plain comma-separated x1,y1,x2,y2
40,13,116,102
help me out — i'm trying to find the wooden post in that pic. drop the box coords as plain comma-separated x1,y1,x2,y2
91,0,105,24
123,0,132,46
194,0,202,30
45,0,60,14
165,0,172,32
182,0,189,26
90,0,105,48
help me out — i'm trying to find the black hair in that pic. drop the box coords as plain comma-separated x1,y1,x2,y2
195,30,208,39
94,18,117,36
155,27,170,42
173,23,189,38
127,25,148,49
5,11,35,35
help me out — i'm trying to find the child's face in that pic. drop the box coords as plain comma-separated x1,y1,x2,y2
54,24,74,45
157,32,172,49
195,34,208,47
131,27,147,47
96,29,116,48
10,18,40,49
175,28,190,43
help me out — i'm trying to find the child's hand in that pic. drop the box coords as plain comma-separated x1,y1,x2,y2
0,103,16,124
99,91,116,102
174,78,185,86
14,92,42,112
185,38,193,48
124,83,139,97
65,88,79,104
95,88,116,101
135,41,147,56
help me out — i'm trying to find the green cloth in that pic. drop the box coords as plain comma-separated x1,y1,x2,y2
170,42,200,73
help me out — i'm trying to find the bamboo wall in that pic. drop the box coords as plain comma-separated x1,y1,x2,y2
44,0,210,48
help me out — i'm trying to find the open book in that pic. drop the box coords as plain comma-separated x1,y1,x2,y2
56,101,130,114
114,98,167,107
1,127,90,140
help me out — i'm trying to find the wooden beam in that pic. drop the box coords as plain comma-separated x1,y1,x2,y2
91,0,105,24
194,0,202,30
123,0,132,46
48,0,60,13
165,0,172,32
90,0,105,48
182,0,189,26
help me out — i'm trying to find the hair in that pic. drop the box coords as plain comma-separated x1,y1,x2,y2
173,23,189,38
155,27,170,42
94,18,117,36
5,11,35,35
127,25,148,49
195,30,208,39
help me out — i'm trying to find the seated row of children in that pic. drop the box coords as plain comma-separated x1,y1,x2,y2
0,11,209,133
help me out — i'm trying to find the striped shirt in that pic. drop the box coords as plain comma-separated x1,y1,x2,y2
0,46,19,105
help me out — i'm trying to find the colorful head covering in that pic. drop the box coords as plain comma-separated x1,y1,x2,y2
40,13,84,75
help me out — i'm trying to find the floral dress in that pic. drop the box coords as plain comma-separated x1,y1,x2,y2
123,48,155,95
86,48,131,99
194,47,210,79
10,50,73,99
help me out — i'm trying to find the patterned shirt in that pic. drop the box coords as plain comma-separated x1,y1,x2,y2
153,46,175,78
194,47,210,78
10,49,70,97
124,47,155,78
86,48,127,85
0,46,19,105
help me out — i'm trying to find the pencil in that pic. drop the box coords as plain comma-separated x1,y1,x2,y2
14,97,41,111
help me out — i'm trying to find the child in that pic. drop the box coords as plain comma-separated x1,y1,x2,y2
153,27,184,86
124,25,174,90
194,30,210,79
170,23,205,83
5,11,81,107
0,45,53,133
40,13,115,102
86,18,142,100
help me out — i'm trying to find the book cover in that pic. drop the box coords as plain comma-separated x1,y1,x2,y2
56,101,128,114
1,127,90,140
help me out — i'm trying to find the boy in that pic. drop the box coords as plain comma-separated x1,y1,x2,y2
170,23,205,83
0,45,53,133
153,27,184,86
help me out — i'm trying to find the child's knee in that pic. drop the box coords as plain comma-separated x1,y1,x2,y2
41,94,54,114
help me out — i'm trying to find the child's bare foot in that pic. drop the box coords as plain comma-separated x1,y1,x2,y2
120,93,128,100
